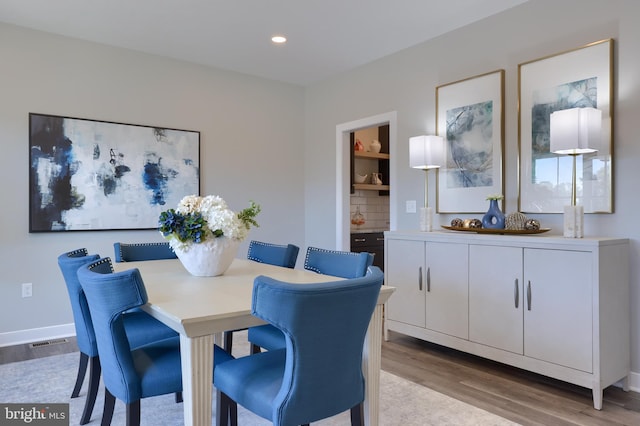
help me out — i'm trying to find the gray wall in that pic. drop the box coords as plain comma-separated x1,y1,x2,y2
2,0,640,389
304,0,640,385
0,24,305,334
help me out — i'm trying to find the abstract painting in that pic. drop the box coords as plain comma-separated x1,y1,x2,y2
519,39,613,213
445,100,494,188
436,70,504,213
29,113,200,232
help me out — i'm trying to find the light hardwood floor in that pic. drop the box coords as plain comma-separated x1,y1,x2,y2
382,331,640,426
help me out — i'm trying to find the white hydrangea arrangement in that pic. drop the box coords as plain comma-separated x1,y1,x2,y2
485,194,504,201
159,195,260,251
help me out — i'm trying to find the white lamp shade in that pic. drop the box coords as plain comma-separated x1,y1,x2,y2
409,135,444,169
550,107,602,155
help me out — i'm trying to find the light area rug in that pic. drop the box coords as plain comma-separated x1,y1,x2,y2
0,332,519,425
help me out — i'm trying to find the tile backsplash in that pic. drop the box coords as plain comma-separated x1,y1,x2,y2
350,190,390,232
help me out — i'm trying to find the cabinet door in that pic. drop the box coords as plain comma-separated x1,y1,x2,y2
386,239,425,327
469,245,523,354
425,242,468,339
524,248,592,372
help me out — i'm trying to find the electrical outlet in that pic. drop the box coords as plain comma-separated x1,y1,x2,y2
406,200,417,213
22,283,32,298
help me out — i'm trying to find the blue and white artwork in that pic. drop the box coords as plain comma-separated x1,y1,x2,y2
436,70,504,213
445,100,494,188
518,39,612,213
530,77,597,183
29,113,200,232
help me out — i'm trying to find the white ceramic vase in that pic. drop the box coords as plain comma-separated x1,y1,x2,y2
173,237,240,276
370,139,382,153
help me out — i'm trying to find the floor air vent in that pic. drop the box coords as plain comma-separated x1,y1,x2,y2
29,338,69,348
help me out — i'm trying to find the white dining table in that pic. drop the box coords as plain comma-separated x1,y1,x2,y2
114,258,394,426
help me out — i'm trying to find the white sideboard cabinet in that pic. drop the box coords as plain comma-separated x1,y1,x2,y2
384,231,630,410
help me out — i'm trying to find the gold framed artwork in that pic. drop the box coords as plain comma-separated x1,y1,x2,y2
518,39,613,213
436,70,505,213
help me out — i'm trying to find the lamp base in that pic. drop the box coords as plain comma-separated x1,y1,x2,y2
563,205,584,238
419,207,433,232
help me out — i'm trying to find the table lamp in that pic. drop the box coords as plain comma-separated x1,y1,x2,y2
409,135,444,231
549,107,601,238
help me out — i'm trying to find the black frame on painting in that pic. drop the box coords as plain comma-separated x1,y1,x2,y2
29,113,200,232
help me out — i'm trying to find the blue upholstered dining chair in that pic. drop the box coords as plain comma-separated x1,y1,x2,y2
247,246,373,353
58,249,179,425
77,257,234,426
303,246,373,278
227,240,300,353
215,266,384,426
247,240,300,269
113,241,177,262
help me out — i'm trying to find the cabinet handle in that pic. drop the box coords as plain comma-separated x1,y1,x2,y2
527,280,532,311
376,237,384,241
418,266,423,291
514,278,519,309
354,238,366,242
427,267,431,292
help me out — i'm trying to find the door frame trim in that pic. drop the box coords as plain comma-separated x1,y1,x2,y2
335,111,397,250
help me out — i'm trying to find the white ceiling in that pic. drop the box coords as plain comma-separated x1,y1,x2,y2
0,0,527,86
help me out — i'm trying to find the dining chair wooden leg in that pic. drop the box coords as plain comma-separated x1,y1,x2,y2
350,403,364,426
224,331,234,352
175,392,183,403
101,390,116,426
216,391,238,426
126,400,141,426
72,352,89,398
229,395,237,426
80,356,101,425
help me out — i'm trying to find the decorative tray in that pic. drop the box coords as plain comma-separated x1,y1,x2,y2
441,226,551,235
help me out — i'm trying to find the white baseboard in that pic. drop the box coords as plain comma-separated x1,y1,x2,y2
0,324,75,347
627,371,640,393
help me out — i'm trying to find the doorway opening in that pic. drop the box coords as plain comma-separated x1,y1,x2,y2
335,111,397,251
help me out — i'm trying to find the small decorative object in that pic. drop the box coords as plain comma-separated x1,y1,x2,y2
468,218,482,229
354,139,365,151
351,206,365,226
525,219,541,230
451,218,464,228
482,194,505,229
369,139,382,153
371,172,383,185
354,173,368,184
505,212,528,230
159,195,260,276
463,218,482,229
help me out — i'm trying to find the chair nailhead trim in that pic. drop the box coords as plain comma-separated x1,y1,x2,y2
67,248,88,257
304,247,360,274
88,257,114,273
248,241,287,263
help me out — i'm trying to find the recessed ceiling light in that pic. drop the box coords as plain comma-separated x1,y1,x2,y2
271,35,287,44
